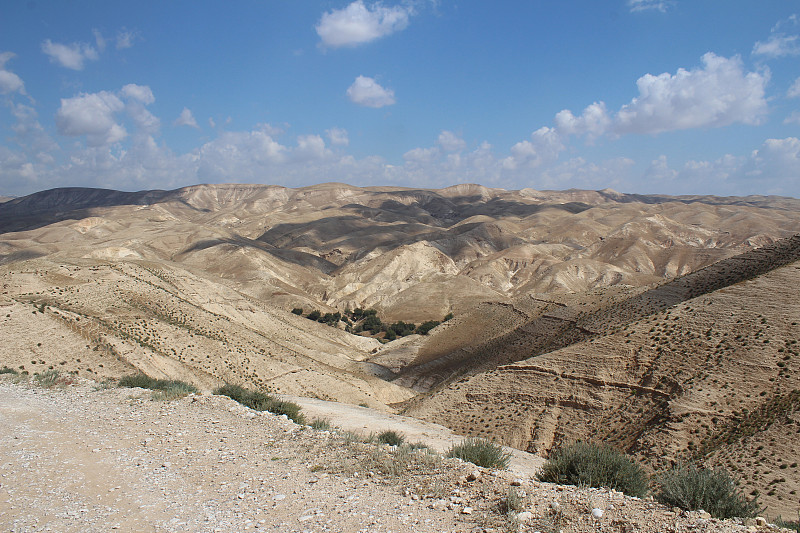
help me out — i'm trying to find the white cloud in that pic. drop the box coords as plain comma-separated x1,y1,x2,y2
746,137,800,184
120,84,155,104
326,127,349,146
502,127,564,170
784,111,800,125
644,155,678,182
92,29,106,53
41,39,99,70
403,146,439,164
316,0,412,48
614,53,768,135
753,34,800,58
294,134,331,161
196,126,287,180
554,102,610,139
437,130,466,152
55,91,127,146
346,75,396,108
628,0,672,13
0,52,25,95
174,108,199,129
788,77,800,98
54,84,160,146
116,29,137,50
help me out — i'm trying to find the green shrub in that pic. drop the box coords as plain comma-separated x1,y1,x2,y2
291,307,303,315
306,310,321,321
446,437,511,469
415,320,441,335
377,429,405,446
214,383,305,425
309,418,333,431
118,373,198,395
537,441,649,497
0,366,19,375
654,462,761,519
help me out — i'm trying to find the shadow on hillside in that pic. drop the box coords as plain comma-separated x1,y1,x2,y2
0,187,189,234
176,237,339,274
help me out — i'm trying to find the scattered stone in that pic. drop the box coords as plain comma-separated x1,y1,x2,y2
591,508,604,519
466,470,481,482
461,506,473,515
516,511,533,523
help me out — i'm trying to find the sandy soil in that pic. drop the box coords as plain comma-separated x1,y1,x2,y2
0,376,792,533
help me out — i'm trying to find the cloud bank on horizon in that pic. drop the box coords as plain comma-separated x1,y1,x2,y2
0,1,799,198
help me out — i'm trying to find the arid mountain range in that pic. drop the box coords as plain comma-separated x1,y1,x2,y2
2,182,800,516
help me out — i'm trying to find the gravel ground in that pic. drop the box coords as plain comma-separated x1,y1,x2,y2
0,376,793,533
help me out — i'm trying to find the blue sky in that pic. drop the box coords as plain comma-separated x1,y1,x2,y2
1,0,799,197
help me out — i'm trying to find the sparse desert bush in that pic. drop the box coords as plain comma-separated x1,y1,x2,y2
291,307,303,315
775,515,800,532
214,383,305,425
654,462,761,519
34,369,62,388
118,373,198,400
0,366,19,375
377,429,405,446
309,418,333,431
446,437,511,469
537,441,649,497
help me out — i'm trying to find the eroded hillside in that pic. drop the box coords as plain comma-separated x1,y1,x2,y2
2,183,800,516
402,238,800,516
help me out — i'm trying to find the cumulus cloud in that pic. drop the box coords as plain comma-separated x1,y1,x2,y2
196,126,287,180
326,127,349,146
346,76,396,108
41,39,99,70
614,53,768,135
555,54,768,139
0,52,25,95
502,127,565,170
628,0,673,13
554,102,610,139
294,134,331,160
174,108,199,129
437,130,466,152
120,84,155,104
54,85,160,146
316,0,412,48
56,91,126,146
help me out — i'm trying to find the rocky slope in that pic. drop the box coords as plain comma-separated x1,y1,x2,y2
1,376,793,533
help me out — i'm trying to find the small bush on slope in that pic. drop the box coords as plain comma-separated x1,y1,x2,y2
214,383,305,425
377,429,405,446
446,437,511,469
654,462,761,519
537,441,649,498
118,373,198,400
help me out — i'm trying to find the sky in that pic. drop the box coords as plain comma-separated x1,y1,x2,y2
1,0,800,198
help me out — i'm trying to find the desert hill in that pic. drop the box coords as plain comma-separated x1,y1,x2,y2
401,236,800,515
2,182,800,516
